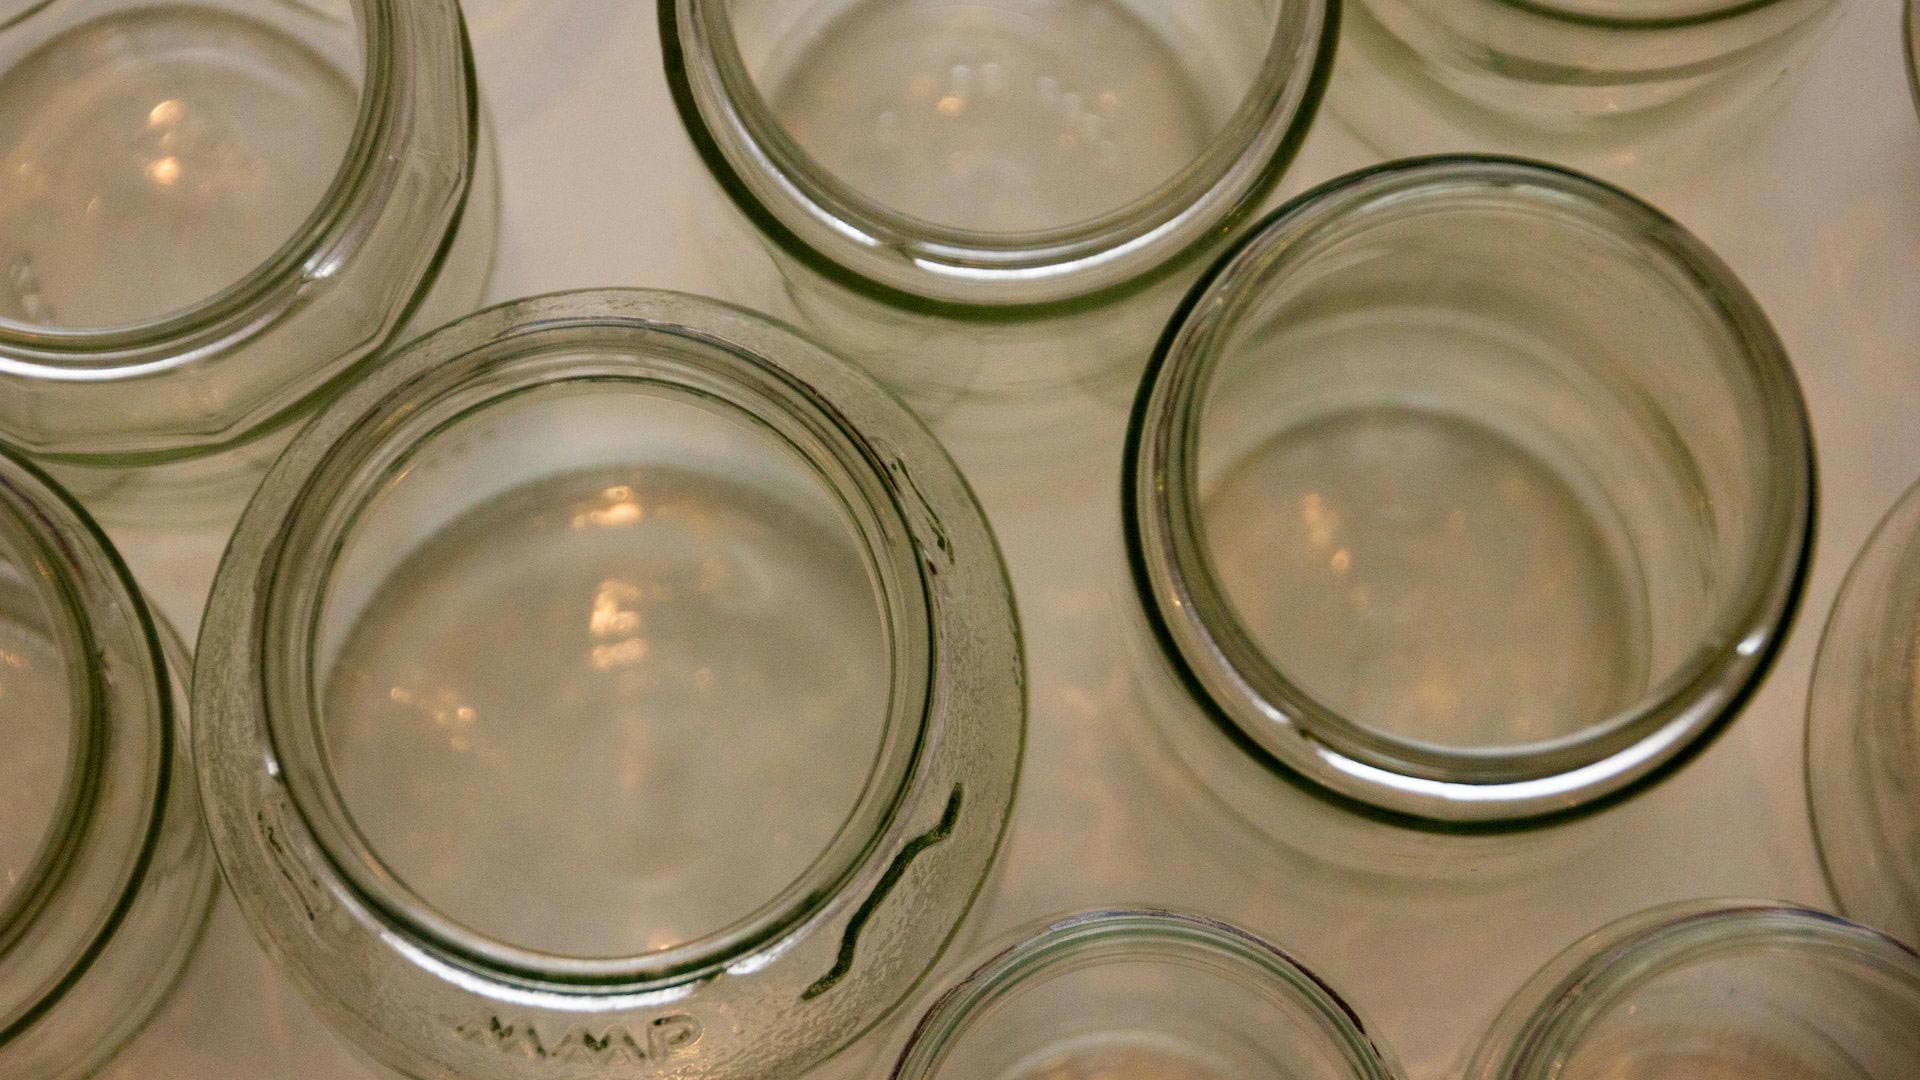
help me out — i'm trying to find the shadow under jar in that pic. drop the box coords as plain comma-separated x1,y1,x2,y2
662,0,1335,445
0,445,215,1079
1330,0,1838,181
1126,156,1813,829
193,290,1024,1080
891,909,1400,1080
1807,476,1920,949
0,0,493,516
1461,901,1920,1080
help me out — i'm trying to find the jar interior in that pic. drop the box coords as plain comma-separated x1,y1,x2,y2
906,919,1381,1079
1192,183,1781,762
724,0,1286,234
1529,918,1920,1080
310,375,903,963
0,0,363,331
0,502,81,924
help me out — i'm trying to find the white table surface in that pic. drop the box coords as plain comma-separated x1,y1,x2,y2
95,0,1920,1076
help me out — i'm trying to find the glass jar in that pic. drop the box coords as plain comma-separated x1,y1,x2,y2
1807,476,1920,948
1125,156,1813,829
889,909,1400,1079
193,289,1025,1080
1330,0,1839,182
0,444,215,1079
0,0,495,516
661,0,1334,446
1461,901,1920,1079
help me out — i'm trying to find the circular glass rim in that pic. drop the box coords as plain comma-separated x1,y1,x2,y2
1494,0,1795,32
1805,473,1920,935
890,909,1398,1080
0,0,476,378
1124,154,1815,828
0,443,175,1041
245,293,936,988
1482,901,1920,1080
659,0,1339,315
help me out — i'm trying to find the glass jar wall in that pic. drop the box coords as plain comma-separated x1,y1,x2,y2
192,289,1025,1080
0,0,495,516
0,444,215,1080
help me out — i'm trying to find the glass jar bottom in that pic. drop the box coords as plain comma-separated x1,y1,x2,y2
0,5,357,330
315,384,897,962
1204,404,1644,752
0,535,77,915
764,0,1220,233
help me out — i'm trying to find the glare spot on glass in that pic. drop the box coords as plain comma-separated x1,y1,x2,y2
590,579,644,637
146,156,181,186
147,98,183,127
936,93,966,117
591,638,649,671
1330,548,1352,574
570,484,643,529
1301,491,1337,548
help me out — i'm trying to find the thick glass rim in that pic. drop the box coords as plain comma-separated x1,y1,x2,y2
0,0,475,380
891,909,1397,1080
1471,901,1920,1080
246,294,935,988
1494,0,1794,32
660,0,1339,315
0,443,176,1041
1124,155,1815,828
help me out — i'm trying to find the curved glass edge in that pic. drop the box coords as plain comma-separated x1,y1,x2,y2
1121,154,1816,829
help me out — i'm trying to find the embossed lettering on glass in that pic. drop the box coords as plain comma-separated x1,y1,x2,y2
1462,901,1920,1080
1331,0,1839,177
0,444,214,1080
1807,476,1920,948
662,0,1334,437
1126,157,1813,826
891,910,1401,1080
0,0,495,513
193,290,1025,1080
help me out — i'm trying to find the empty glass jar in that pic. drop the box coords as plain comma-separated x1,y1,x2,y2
193,290,1025,1080
1331,0,1839,179
0,444,215,1079
891,909,1400,1079
0,0,493,512
1126,156,1813,828
1808,476,1920,947
662,0,1334,438
1461,901,1920,1079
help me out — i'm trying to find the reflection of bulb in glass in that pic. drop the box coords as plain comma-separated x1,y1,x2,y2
146,156,181,186
147,98,182,127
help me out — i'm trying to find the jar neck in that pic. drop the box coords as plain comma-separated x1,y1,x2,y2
0,448,173,1038
663,0,1337,314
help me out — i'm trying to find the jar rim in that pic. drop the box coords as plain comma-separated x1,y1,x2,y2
0,0,471,380
890,909,1397,1079
1493,0,1796,32
660,0,1338,314
251,295,935,987
1476,901,1920,1080
0,444,176,1041
1124,155,1815,827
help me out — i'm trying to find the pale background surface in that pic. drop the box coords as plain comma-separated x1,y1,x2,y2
97,0,1918,1076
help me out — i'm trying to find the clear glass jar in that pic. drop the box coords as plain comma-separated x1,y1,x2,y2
193,289,1025,1080
1461,900,1920,1079
1126,156,1813,828
0,444,215,1079
661,0,1335,443
1330,0,1839,181
889,909,1400,1079
0,0,495,515
1807,476,1920,948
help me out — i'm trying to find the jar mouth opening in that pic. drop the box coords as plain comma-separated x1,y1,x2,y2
1501,903,1920,1080
0,447,172,1035
664,0,1337,310
892,910,1392,1080
0,0,408,366
1126,156,1814,826
257,295,936,989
